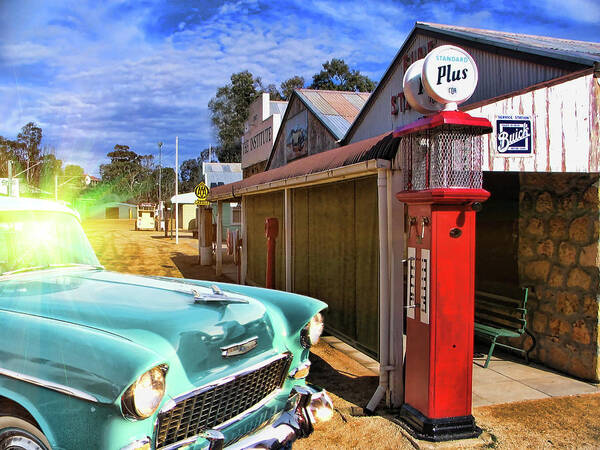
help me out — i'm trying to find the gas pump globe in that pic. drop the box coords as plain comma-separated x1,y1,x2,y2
394,45,492,441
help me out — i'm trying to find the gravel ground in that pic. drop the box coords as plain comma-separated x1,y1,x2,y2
83,219,600,449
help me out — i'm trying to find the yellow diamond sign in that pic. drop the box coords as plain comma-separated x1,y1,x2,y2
194,181,210,206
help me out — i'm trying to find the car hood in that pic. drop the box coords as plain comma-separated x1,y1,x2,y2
0,269,294,403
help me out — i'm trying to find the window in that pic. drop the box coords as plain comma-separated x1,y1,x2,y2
231,206,241,225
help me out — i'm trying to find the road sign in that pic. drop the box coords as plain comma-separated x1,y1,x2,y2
194,181,210,206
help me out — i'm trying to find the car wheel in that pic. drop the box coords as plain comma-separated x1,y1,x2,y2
0,416,51,450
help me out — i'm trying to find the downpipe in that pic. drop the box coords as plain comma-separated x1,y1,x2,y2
366,169,392,414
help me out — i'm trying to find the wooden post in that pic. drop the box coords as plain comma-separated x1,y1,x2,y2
216,201,223,276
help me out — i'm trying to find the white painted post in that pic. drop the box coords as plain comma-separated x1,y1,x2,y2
197,206,201,264
216,201,223,276
175,136,179,244
388,170,405,407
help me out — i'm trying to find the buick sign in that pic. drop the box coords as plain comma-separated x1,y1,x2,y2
496,115,533,156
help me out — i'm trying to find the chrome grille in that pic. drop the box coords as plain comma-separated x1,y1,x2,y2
156,354,292,449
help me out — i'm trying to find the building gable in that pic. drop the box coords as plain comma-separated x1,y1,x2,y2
344,22,595,145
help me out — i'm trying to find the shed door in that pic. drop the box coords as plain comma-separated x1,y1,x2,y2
293,177,379,356
105,207,119,219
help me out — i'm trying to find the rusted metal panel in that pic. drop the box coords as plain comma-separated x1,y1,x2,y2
470,73,594,173
317,91,362,119
590,76,600,172
300,91,338,115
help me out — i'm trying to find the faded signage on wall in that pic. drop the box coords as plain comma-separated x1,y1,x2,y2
496,115,533,157
285,110,308,162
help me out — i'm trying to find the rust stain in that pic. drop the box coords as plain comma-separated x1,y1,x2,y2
531,91,538,172
487,107,493,171
518,96,524,116
546,87,551,172
561,94,567,173
589,76,600,172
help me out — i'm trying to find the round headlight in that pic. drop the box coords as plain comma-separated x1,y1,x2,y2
300,312,324,348
122,365,167,420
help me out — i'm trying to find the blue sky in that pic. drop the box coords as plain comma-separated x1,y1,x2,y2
1,0,599,176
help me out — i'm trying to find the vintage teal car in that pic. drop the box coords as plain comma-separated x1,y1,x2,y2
0,196,332,450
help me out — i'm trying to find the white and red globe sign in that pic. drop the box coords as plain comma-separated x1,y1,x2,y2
402,59,444,114
421,45,478,108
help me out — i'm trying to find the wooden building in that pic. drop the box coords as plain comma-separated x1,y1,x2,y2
210,23,600,398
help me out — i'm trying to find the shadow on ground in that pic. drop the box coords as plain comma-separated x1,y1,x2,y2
308,341,379,408
170,252,230,282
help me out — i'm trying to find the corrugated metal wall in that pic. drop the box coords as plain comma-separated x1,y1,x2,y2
292,177,379,356
246,192,285,290
349,34,572,144
468,73,597,172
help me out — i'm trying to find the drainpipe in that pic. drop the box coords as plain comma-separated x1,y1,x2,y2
366,168,392,413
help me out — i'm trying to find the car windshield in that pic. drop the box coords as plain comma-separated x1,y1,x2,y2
0,210,101,276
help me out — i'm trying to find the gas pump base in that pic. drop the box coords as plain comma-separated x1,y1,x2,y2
398,404,481,442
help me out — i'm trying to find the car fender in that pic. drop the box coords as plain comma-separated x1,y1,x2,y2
0,309,167,405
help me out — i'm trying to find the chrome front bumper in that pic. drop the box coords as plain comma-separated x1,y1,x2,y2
202,385,333,450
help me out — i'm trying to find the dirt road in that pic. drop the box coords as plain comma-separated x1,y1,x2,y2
83,219,600,449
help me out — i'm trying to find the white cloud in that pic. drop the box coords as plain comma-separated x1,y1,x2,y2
1,0,599,177
541,0,600,24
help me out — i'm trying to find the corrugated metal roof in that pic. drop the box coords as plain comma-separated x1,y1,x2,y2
203,162,241,173
419,22,600,67
295,89,370,140
322,115,351,138
270,101,288,116
343,92,370,110
210,132,398,199
299,91,339,115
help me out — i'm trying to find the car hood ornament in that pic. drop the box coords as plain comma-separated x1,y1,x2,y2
221,337,259,357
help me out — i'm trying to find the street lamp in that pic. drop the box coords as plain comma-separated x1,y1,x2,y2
158,142,163,203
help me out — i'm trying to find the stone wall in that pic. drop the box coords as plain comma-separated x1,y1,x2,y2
518,173,600,381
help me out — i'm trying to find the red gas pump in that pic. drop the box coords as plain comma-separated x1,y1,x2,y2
265,217,278,289
395,110,492,441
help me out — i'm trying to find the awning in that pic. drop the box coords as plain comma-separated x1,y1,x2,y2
209,132,399,201
171,192,197,204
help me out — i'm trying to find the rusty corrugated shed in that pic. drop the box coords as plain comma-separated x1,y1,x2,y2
295,89,370,140
210,132,397,199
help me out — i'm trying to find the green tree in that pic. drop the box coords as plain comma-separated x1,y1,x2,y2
0,137,23,178
16,122,43,185
99,145,154,202
208,71,262,163
150,167,175,202
280,76,305,100
309,58,376,92
39,152,63,195
179,157,203,193
57,164,86,202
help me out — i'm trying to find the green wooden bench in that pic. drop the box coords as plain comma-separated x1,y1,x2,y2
474,288,536,368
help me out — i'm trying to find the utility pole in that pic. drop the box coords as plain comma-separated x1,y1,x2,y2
158,141,163,203
7,161,12,197
175,136,179,244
